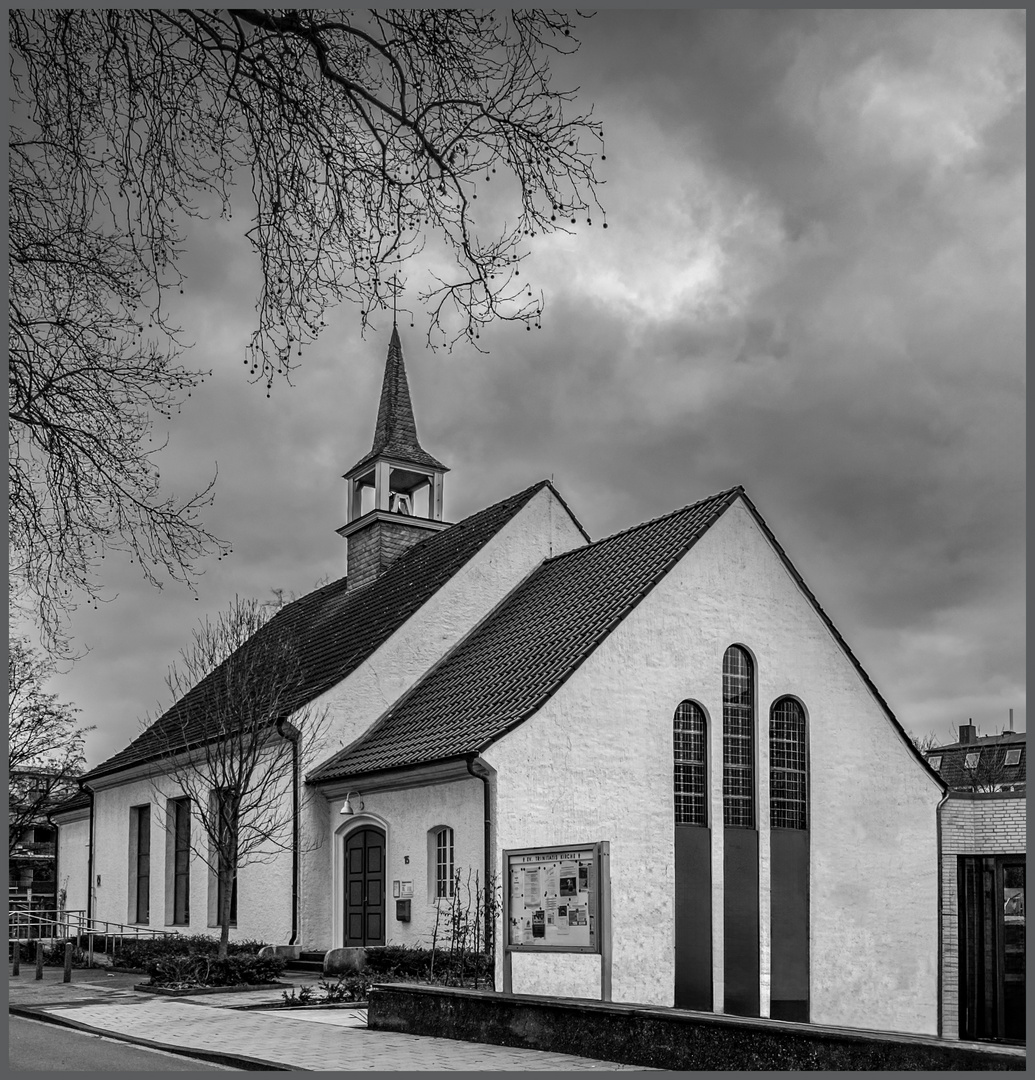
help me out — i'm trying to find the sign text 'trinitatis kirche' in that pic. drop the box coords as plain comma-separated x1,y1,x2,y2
57,329,947,1036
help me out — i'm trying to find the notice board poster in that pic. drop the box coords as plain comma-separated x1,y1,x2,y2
505,844,600,953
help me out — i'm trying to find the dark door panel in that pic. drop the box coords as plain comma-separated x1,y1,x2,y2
958,854,1025,1044
344,827,386,948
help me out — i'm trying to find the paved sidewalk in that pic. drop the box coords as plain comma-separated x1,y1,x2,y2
9,967,651,1071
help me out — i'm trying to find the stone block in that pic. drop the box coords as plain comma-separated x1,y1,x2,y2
258,944,302,961
323,947,367,975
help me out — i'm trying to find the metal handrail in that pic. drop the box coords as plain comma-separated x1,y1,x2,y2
8,908,178,964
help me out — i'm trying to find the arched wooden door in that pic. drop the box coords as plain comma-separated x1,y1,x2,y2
344,827,386,947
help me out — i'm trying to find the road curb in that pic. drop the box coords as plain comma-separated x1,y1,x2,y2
9,1004,302,1071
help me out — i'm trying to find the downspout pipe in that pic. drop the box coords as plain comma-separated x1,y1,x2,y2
276,719,301,947
82,781,95,922
934,783,951,1039
465,755,494,956
45,809,60,916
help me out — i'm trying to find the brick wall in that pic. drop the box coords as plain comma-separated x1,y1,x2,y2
938,791,1027,1039
347,519,432,589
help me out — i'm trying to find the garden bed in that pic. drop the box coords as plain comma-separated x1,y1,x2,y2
135,981,290,996
242,999,369,1011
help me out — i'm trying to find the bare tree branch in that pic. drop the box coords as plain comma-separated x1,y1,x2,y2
9,10,605,649
144,596,329,958
8,635,94,854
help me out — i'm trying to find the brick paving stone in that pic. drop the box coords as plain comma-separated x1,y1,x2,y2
37,999,650,1070
12,968,653,1070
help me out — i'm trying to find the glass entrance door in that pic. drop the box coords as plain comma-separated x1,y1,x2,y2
959,854,1025,1043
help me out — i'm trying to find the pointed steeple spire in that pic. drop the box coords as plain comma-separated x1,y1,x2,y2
347,326,446,475
339,327,450,589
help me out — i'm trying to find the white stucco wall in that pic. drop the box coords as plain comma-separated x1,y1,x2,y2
300,777,485,951
306,484,586,765
483,498,943,1036
75,485,583,948
86,764,294,945
54,811,91,914
298,485,585,943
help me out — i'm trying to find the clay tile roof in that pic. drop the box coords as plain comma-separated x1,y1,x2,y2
309,487,743,781
49,789,92,815
82,482,551,784
926,732,1026,791
346,326,447,475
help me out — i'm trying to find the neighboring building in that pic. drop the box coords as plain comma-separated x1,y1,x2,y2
47,790,93,915
926,725,1026,1045
8,768,80,907
59,328,947,1037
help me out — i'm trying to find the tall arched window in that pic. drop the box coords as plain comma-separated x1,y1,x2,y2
722,645,755,828
770,698,807,830
433,826,454,898
674,701,707,826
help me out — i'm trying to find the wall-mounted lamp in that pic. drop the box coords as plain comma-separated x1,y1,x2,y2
339,792,364,816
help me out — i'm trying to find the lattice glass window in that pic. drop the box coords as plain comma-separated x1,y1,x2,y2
674,701,707,826
722,645,754,828
770,698,807,830
965,751,980,770
435,827,454,898
133,805,150,924
215,789,238,925
1005,749,1022,767
172,797,191,925
928,755,942,771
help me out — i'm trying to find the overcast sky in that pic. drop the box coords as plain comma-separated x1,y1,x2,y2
31,9,1025,766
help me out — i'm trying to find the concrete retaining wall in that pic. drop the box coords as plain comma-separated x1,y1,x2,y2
367,983,1025,1071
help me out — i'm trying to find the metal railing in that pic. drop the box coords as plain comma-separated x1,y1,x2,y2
10,841,56,858
8,908,178,966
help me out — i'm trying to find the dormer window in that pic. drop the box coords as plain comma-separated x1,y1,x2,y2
928,755,942,771
1005,749,1022,767
965,751,980,769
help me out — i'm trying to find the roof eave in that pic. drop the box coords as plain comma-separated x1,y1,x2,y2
735,489,948,793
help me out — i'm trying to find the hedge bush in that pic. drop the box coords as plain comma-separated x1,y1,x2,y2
115,934,270,970
364,945,492,986
146,949,285,988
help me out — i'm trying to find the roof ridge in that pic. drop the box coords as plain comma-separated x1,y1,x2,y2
82,480,551,783
308,485,747,783
544,485,742,564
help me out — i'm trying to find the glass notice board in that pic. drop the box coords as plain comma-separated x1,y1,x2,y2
503,842,606,954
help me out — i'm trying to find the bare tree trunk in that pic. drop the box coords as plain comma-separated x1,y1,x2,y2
218,869,233,961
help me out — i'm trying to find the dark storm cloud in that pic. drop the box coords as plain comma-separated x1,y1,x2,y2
36,9,1024,763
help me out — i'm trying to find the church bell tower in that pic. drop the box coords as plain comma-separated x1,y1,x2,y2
337,327,450,590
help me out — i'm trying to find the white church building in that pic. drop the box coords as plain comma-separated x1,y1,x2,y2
56,329,946,1037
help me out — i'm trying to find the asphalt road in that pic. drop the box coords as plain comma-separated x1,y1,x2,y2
9,1015,235,1071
